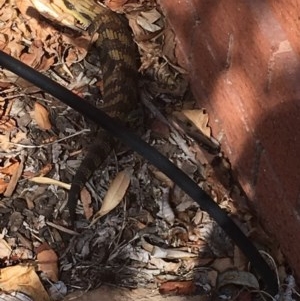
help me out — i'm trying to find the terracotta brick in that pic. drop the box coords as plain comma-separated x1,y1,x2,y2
160,0,300,279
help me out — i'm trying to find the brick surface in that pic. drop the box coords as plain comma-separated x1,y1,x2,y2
159,0,300,278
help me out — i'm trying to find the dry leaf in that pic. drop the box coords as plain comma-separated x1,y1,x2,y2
0,0,6,9
39,163,53,176
140,9,161,24
0,160,19,175
33,102,52,130
172,110,220,153
137,17,161,33
37,248,59,282
20,41,44,69
13,130,27,143
182,109,211,137
0,179,8,194
0,115,16,131
3,158,23,197
0,238,12,258
162,27,177,64
91,169,132,224
0,265,50,301
217,270,260,290
23,163,53,178
137,9,162,33
128,15,151,43
0,132,11,151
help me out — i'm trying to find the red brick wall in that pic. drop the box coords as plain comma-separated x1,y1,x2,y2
160,0,300,277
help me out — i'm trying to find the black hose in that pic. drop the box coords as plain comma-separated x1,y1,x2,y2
0,50,278,295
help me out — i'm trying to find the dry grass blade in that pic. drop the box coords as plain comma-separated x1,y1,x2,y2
29,177,71,190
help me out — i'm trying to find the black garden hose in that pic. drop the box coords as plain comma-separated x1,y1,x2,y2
0,50,278,295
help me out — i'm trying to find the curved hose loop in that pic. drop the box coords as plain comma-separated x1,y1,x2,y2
0,50,278,296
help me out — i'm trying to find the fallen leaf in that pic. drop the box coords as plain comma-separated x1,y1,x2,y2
0,159,19,175
20,41,44,69
182,109,211,137
0,179,8,194
162,27,177,64
3,157,23,197
13,130,27,143
128,15,152,43
37,248,59,282
39,163,53,177
0,115,16,131
172,110,220,153
91,169,132,224
140,9,161,24
0,238,12,258
0,132,11,151
33,102,52,130
23,163,52,178
217,270,260,290
0,0,6,9
0,265,50,301
137,9,162,33
0,130,27,152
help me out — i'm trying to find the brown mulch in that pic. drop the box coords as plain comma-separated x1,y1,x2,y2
0,0,296,300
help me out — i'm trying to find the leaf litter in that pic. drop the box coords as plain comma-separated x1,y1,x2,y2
0,0,297,300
